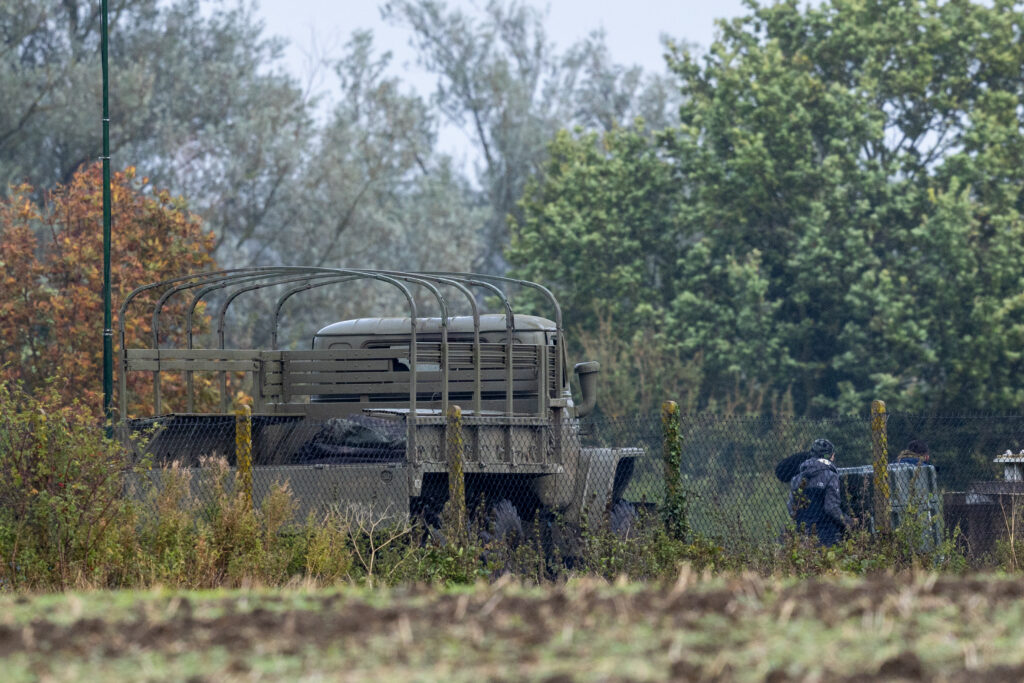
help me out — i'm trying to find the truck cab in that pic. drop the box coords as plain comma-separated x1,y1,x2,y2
309,314,574,417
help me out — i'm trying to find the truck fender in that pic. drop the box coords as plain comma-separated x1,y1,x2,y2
568,447,643,529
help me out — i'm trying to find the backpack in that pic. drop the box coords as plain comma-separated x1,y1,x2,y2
775,451,811,483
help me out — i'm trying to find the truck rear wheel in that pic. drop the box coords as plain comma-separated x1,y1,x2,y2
482,499,524,545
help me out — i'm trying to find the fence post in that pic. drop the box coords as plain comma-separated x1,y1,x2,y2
661,400,689,540
871,399,891,532
443,404,467,544
235,404,253,507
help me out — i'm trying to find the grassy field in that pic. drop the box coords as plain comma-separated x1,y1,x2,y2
3,571,1024,682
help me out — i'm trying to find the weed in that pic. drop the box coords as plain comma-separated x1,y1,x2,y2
303,512,352,582
0,381,138,589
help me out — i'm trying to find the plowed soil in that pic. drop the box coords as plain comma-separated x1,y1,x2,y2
3,573,1024,681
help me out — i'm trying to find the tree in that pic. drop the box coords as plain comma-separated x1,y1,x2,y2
0,164,216,413
0,0,313,263
285,31,484,273
1,2,483,350
227,31,487,349
510,126,680,333
511,0,1024,415
384,0,682,273
509,124,783,415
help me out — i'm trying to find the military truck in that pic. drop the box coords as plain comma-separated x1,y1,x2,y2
119,268,640,529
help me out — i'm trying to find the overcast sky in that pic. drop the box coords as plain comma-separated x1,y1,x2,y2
254,1,751,159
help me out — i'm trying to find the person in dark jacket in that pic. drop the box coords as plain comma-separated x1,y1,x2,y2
895,439,930,466
787,438,854,546
776,438,835,483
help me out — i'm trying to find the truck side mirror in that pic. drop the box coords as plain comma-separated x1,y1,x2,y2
574,361,600,418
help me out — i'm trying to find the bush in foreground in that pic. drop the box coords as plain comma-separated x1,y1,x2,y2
0,382,134,588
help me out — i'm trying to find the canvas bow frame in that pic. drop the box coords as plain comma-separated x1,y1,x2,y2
117,268,567,465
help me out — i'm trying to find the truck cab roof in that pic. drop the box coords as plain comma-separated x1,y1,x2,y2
315,314,556,337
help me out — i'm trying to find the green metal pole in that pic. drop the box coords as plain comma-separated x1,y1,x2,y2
101,0,113,423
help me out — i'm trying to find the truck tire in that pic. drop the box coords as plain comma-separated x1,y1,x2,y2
609,500,637,539
482,499,524,545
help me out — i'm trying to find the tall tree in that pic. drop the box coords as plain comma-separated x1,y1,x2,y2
0,0,313,262
0,164,216,413
0,0,483,338
224,32,487,348
384,0,681,273
512,0,1024,415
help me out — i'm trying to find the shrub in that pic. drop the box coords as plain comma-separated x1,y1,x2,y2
304,512,353,582
130,460,311,587
135,463,197,584
0,381,136,589
772,516,968,577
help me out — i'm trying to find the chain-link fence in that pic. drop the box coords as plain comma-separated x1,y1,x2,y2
123,407,1024,567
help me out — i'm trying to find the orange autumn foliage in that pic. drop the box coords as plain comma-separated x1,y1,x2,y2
0,164,217,415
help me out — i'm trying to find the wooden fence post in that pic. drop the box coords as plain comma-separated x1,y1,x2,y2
235,404,253,507
443,404,467,544
871,399,891,532
661,400,689,540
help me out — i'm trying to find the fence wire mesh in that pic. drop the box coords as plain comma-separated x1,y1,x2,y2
122,409,1024,567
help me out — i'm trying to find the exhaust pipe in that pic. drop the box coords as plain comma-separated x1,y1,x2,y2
573,361,600,418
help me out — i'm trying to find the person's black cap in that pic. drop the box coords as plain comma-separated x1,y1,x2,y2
810,438,835,457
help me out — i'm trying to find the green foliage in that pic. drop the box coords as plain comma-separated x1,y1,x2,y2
661,402,690,540
0,0,308,239
1,1,485,339
987,493,1024,572
4,0,685,341
774,521,968,576
303,514,353,582
576,508,724,580
509,125,681,334
0,384,331,590
384,0,682,273
510,0,1024,416
405,542,491,585
120,462,310,588
133,465,196,584
0,381,136,589
479,514,551,583
575,316,705,418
